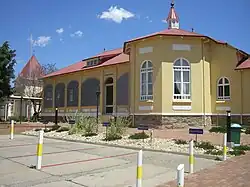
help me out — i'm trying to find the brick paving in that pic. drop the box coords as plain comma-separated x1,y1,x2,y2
157,152,250,187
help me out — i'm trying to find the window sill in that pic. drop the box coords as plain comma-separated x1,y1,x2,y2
172,99,192,104
139,99,154,103
216,99,230,103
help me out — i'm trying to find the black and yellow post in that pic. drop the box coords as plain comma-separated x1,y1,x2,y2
55,107,58,125
226,110,231,143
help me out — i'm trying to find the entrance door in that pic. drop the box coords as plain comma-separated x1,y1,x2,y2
105,77,113,114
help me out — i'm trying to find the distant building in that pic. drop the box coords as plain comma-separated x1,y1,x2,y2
0,55,43,121
41,2,250,127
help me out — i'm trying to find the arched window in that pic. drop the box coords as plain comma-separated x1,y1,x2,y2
67,80,79,107
43,84,53,108
140,60,153,101
81,78,100,106
55,83,65,107
173,58,191,100
217,77,230,100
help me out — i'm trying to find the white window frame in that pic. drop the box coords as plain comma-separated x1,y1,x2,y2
173,58,191,100
140,60,153,101
217,77,230,100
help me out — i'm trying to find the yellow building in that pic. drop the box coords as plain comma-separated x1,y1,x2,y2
41,2,250,127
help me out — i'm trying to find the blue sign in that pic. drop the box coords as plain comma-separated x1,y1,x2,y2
137,124,149,130
189,128,203,135
103,122,110,127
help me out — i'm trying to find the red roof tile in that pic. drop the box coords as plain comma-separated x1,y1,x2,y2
236,58,250,70
42,49,128,78
19,55,43,79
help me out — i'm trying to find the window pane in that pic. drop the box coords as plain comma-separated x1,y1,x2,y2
148,83,153,95
174,59,181,66
174,83,181,94
141,62,147,69
141,84,146,95
141,73,146,83
147,61,153,68
69,89,74,102
183,83,190,94
224,78,229,84
182,59,189,66
174,71,181,82
218,85,223,97
183,71,190,82
218,78,223,84
224,85,230,97
148,71,153,83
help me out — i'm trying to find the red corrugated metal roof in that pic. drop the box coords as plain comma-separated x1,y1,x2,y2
236,58,250,70
19,55,43,79
42,50,129,78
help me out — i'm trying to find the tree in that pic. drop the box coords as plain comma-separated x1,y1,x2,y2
0,41,16,102
15,62,58,121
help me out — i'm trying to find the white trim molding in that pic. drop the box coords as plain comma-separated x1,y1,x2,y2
172,105,192,111
138,106,153,111
216,106,231,111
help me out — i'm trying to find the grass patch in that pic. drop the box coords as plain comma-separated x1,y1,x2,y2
129,132,149,140
209,126,226,133
173,139,188,145
103,135,122,141
245,127,250,134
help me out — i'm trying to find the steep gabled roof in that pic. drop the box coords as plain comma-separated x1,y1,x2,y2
42,48,129,79
19,55,43,79
236,58,250,70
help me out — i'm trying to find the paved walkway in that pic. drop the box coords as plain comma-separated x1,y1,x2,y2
157,152,250,187
0,135,217,187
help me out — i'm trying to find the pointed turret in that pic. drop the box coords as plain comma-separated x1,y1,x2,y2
166,1,179,29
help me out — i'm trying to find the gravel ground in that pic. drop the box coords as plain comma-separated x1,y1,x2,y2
23,129,226,156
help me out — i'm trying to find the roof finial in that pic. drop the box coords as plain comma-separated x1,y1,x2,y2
171,0,174,8
166,0,179,29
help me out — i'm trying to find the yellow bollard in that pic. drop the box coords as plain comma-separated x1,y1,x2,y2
36,130,44,169
177,164,184,187
10,120,14,140
189,139,194,173
136,150,143,187
223,133,227,161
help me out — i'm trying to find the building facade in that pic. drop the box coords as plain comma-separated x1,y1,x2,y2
41,2,250,127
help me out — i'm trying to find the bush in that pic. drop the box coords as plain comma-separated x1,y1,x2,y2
129,132,149,139
233,145,250,151
68,114,98,136
104,116,129,141
245,127,250,134
83,133,98,137
173,139,188,145
205,149,223,155
51,124,60,131
209,126,226,133
56,126,70,132
44,128,52,133
195,141,215,150
229,149,246,156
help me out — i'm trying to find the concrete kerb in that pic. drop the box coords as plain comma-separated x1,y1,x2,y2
22,133,221,160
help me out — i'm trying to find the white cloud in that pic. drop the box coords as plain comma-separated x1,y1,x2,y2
98,6,135,23
162,19,168,23
70,30,83,38
56,28,64,34
32,36,51,47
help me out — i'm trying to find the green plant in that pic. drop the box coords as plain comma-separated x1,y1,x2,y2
129,132,149,139
209,126,226,133
228,149,246,156
195,141,215,150
215,156,222,161
104,116,129,141
245,127,250,134
56,126,70,132
51,124,60,131
44,128,52,133
233,145,250,151
205,149,223,155
83,133,98,137
173,139,188,145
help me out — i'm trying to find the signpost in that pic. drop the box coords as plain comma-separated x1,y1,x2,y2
189,128,204,142
103,122,110,140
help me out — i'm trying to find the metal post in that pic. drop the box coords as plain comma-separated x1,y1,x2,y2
136,150,143,187
10,120,14,140
55,107,58,125
223,133,227,161
189,139,194,173
177,164,184,187
36,130,44,169
96,86,100,126
226,110,231,143
20,96,23,124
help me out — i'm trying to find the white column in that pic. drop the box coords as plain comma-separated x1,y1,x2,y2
189,139,194,173
223,133,227,161
36,130,44,169
10,120,14,140
177,164,184,187
136,150,143,187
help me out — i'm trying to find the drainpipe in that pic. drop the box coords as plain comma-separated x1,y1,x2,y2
240,70,243,124
133,45,136,127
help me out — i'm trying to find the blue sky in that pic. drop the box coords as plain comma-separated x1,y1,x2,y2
0,0,249,77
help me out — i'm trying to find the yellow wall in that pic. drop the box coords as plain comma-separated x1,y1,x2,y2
241,69,250,114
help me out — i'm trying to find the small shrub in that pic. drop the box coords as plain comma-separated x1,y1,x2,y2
173,139,188,145
245,127,250,134
209,126,226,133
228,149,246,156
195,141,215,150
105,117,129,141
215,157,222,161
51,124,60,131
56,126,70,132
233,145,250,151
44,128,52,133
129,132,149,139
205,149,223,155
